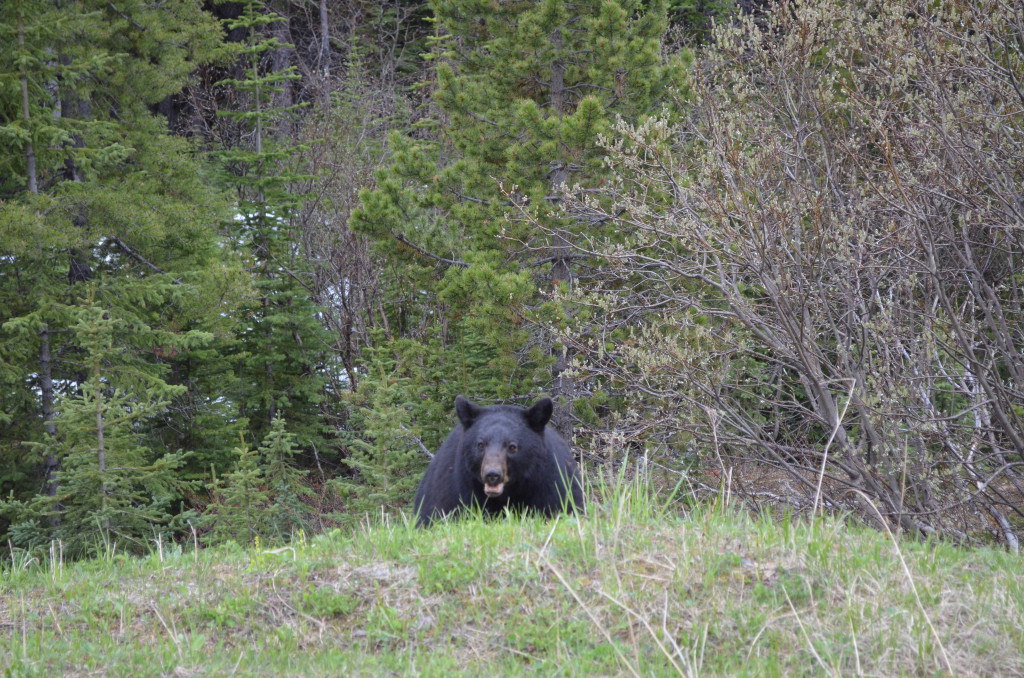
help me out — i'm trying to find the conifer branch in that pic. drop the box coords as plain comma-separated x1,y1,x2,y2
107,3,146,32
107,237,182,284
392,232,468,268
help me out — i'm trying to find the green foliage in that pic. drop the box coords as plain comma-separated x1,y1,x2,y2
257,416,312,539
202,417,313,547
0,0,241,552
1,288,194,557
333,339,447,524
202,437,269,547
0,0,70,197
211,0,335,455
349,0,687,512
213,0,310,219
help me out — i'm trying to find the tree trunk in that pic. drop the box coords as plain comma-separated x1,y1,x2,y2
318,0,330,78
39,326,59,501
271,13,295,136
95,384,111,534
547,27,574,435
18,13,38,195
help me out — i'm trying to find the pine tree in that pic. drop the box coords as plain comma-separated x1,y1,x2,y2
349,0,685,503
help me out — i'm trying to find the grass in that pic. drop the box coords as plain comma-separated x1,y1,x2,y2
2,484,1023,677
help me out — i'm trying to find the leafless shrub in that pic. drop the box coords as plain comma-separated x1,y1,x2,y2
558,0,1024,546
291,1,427,397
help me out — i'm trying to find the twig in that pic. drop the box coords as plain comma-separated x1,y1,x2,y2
814,378,855,515
987,505,1020,555
400,424,434,459
107,2,146,31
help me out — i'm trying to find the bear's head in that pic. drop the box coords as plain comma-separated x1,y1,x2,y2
455,395,553,498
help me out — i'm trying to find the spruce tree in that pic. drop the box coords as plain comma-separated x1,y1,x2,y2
256,416,311,540
202,418,311,546
333,339,440,524
201,436,269,547
2,291,194,557
0,0,235,552
213,0,335,455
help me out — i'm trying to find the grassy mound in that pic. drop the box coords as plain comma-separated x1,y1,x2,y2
3,489,1023,676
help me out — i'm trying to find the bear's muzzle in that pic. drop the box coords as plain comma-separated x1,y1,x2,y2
481,449,509,497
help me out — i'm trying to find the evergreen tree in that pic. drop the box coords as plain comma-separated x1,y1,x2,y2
213,0,335,455
2,289,198,557
201,418,312,546
0,0,236,551
201,436,269,547
256,416,311,540
333,339,442,524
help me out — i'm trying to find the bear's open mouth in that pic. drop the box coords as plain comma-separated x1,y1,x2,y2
483,482,505,497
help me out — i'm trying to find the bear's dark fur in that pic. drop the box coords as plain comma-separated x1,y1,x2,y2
414,396,584,527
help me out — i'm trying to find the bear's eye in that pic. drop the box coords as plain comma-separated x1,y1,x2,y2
507,442,518,453
477,441,486,451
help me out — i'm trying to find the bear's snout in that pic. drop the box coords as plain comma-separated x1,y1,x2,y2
480,449,508,497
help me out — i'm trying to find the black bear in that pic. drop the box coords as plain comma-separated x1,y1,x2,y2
414,396,584,527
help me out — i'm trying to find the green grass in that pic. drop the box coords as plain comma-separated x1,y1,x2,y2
3,489,1023,677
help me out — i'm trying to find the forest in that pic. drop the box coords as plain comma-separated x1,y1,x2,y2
1,0,1022,559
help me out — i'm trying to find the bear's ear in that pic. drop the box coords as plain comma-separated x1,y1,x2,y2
455,395,482,428
525,397,553,432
